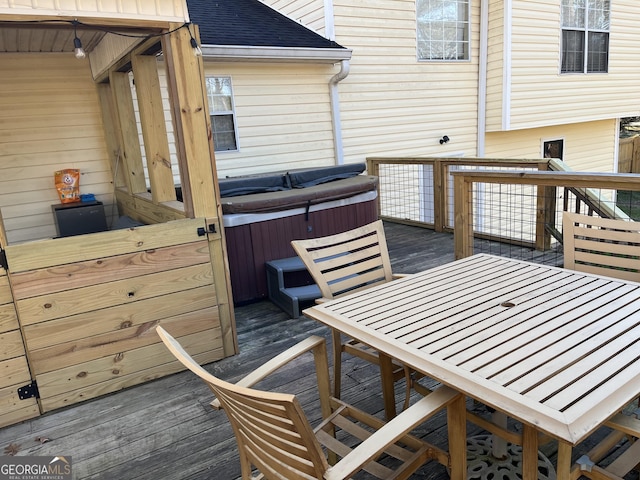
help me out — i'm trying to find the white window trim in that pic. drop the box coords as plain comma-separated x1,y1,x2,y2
559,0,610,75
205,75,240,153
541,137,565,160
416,0,471,63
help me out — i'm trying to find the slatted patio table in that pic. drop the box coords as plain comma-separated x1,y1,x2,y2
303,253,640,480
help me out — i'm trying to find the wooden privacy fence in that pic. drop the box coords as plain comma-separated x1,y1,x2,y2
618,135,640,173
0,218,227,427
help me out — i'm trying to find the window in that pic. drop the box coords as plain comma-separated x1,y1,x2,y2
205,76,238,152
561,0,610,73
543,139,564,160
417,0,470,61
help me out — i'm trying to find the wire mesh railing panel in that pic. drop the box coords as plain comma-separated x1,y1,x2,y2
445,164,541,229
377,163,434,225
369,156,640,267
467,183,640,266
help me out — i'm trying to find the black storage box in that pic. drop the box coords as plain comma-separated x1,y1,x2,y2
52,201,108,238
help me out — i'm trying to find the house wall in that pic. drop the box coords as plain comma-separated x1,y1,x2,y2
262,0,327,35
331,0,481,164
485,119,617,173
485,0,505,132
487,0,640,132
0,54,115,244
202,62,339,178
0,1,188,21
136,60,339,185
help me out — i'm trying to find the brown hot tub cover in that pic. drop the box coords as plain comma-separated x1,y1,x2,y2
221,175,378,214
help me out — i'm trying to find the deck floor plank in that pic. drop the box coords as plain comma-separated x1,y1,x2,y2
0,222,636,479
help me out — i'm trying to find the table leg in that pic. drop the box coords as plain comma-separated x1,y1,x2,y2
522,424,539,480
448,394,467,480
491,411,508,459
556,440,572,480
378,352,397,420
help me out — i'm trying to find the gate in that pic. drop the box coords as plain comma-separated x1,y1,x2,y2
1,218,227,415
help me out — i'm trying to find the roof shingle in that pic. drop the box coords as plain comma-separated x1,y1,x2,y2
187,0,346,50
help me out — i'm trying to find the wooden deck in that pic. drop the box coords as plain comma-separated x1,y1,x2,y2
0,222,636,479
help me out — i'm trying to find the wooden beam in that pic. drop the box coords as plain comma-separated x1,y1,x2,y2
109,71,147,194
131,54,176,203
97,83,127,189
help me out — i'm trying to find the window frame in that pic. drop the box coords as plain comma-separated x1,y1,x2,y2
560,0,610,74
543,138,564,160
416,0,471,62
205,75,240,153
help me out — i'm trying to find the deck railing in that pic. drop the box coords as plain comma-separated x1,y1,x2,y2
367,157,640,263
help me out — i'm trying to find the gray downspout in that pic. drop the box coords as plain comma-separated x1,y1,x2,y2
330,59,350,165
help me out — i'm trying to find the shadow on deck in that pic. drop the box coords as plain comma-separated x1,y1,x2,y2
0,222,634,479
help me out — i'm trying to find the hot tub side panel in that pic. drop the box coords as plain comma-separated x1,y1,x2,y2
225,199,378,304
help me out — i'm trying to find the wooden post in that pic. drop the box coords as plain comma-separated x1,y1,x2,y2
96,83,127,190
366,158,382,219
633,136,640,173
163,23,237,356
109,71,147,194
453,174,473,259
433,160,445,232
536,162,553,251
163,24,216,218
131,53,176,203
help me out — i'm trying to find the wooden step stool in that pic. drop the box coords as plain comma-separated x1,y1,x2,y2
265,256,321,318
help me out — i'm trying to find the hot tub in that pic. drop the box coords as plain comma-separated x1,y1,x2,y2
220,164,379,304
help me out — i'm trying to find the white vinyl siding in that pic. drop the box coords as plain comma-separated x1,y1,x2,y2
485,120,616,172
0,1,188,21
487,0,640,132
332,0,480,163
485,0,506,132
0,54,114,244
261,0,327,35
203,63,336,178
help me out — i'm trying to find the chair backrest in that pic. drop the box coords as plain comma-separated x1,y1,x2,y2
155,326,329,480
291,220,394,300
562,212,640,282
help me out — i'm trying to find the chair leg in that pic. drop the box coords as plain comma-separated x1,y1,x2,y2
331,329,343,398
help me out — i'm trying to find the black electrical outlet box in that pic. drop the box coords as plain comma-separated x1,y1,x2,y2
52,201,108,238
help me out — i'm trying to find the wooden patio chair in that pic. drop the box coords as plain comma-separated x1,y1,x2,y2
291,220,423,413
563,212,640,478
572,408,640,480
562,212,640,281
155,326,465,480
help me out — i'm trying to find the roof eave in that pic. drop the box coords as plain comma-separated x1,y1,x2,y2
200,45,352,64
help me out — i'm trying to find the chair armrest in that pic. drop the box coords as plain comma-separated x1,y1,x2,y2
324,385,462,480
605,410,640,437
211,335,326,409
